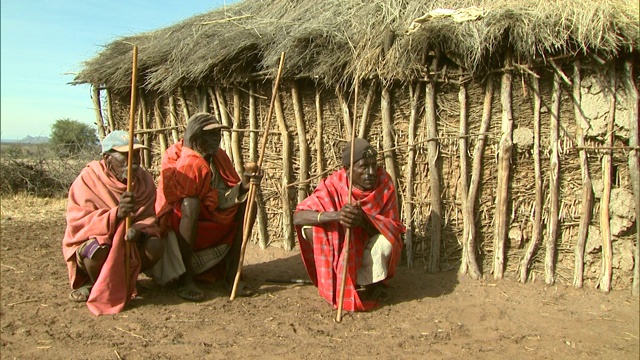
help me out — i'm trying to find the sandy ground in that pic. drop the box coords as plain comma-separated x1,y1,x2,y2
1,196,638,359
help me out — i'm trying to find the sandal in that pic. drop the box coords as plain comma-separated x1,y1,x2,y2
69,284,92,302
176,282,205,302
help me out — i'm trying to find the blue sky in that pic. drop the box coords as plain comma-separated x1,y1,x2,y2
1,0,237,140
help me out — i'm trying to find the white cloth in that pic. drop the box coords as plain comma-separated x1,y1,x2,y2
301,226,392,286
145,230,230,285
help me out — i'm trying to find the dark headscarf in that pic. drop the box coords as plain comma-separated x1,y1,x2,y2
342,138,377,167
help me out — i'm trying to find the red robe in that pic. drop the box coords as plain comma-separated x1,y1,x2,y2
62,160,159,315
155,141,241,279
295,168,405,311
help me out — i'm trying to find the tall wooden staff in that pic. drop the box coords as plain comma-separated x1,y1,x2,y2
230,52,286,300
124,45,139,295
336,80,359,322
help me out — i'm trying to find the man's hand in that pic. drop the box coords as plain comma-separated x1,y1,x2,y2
117,191,135,220
125,228,144,243
241,162,264,192
339,203,364,229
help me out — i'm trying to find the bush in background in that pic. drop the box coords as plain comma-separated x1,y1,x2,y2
50,118,99,156
0,143,98,197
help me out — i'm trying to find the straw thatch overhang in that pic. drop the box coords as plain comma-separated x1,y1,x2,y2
73,0,640,293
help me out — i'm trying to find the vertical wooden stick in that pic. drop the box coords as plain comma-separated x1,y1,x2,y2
425,54,442,274
623,59,640,296
545,70,561,285
520,73,543,283
124,45,139,297
405,82,421,269
358,79,378,139
177,87,190,122
168,95,180,143
493,54,513,280
230,53,285,300
572,60,593,288
292,81,310,203
315,87,325,176
463,75,494,280
215,87,235,169
249,83,269,249
599,65,616,293
232,86,245,174
154,97,168,157
336,79,359,323
91,86,106,140
458,80,470,275
275,93,294,251
106,90,115,132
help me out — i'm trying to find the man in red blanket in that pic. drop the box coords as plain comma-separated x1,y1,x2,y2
151,113,262,301
293,138,405,312
62,130,163,315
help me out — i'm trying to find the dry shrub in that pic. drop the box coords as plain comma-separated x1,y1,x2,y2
0,144,99,197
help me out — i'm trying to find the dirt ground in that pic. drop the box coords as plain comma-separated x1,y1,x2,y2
1,195,638,359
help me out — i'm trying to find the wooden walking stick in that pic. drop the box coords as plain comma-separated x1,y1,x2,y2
230,52,286,300
336,80,359,322
124,45,139,296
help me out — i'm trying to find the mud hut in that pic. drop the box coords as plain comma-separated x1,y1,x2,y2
73,0,639,294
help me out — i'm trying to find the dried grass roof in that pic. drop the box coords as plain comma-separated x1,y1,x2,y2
74,0,639,94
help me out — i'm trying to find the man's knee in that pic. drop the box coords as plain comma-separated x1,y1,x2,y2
142,236,164,263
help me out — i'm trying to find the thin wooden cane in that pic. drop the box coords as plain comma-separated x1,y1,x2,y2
124,45,139,297
230,52,286,300
336,80,359,322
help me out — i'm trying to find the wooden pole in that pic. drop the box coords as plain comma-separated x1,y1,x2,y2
572,60,593,288
230,53,285,300
463,75,494,280
124,45,139,298
336,80,359,323
292,81,310,203
216,87,235,169
458,80,470,276
106,90,115,132
315,87,325,177
598,65,616,293
358,79,378,139
405,82,421,269
425,54,442,274
177,87,190,123
139,95,151,169
91,85,106,140
154,97,168,157
623,59,640,296
249,83,269,249
274,92,294,251
520,73,543,283
493,53,513,280
168,95,180,143
545,70,561,285
232,86,245,174
336,87,352,137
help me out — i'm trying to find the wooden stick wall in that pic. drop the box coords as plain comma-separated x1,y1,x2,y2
91,57,639,292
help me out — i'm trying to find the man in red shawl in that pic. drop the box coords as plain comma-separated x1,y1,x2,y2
151,113,262,301
293,138,405,312
62,130,163,315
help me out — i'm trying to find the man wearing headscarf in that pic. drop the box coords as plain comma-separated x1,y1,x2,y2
62,130,163,315
293,138,405,311
151,113,262,301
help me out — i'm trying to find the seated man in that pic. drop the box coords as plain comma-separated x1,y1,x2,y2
293,138,405,312
62,130,163,315
151,112,262,301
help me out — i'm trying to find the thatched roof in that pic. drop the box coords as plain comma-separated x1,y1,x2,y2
74,0,639,94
